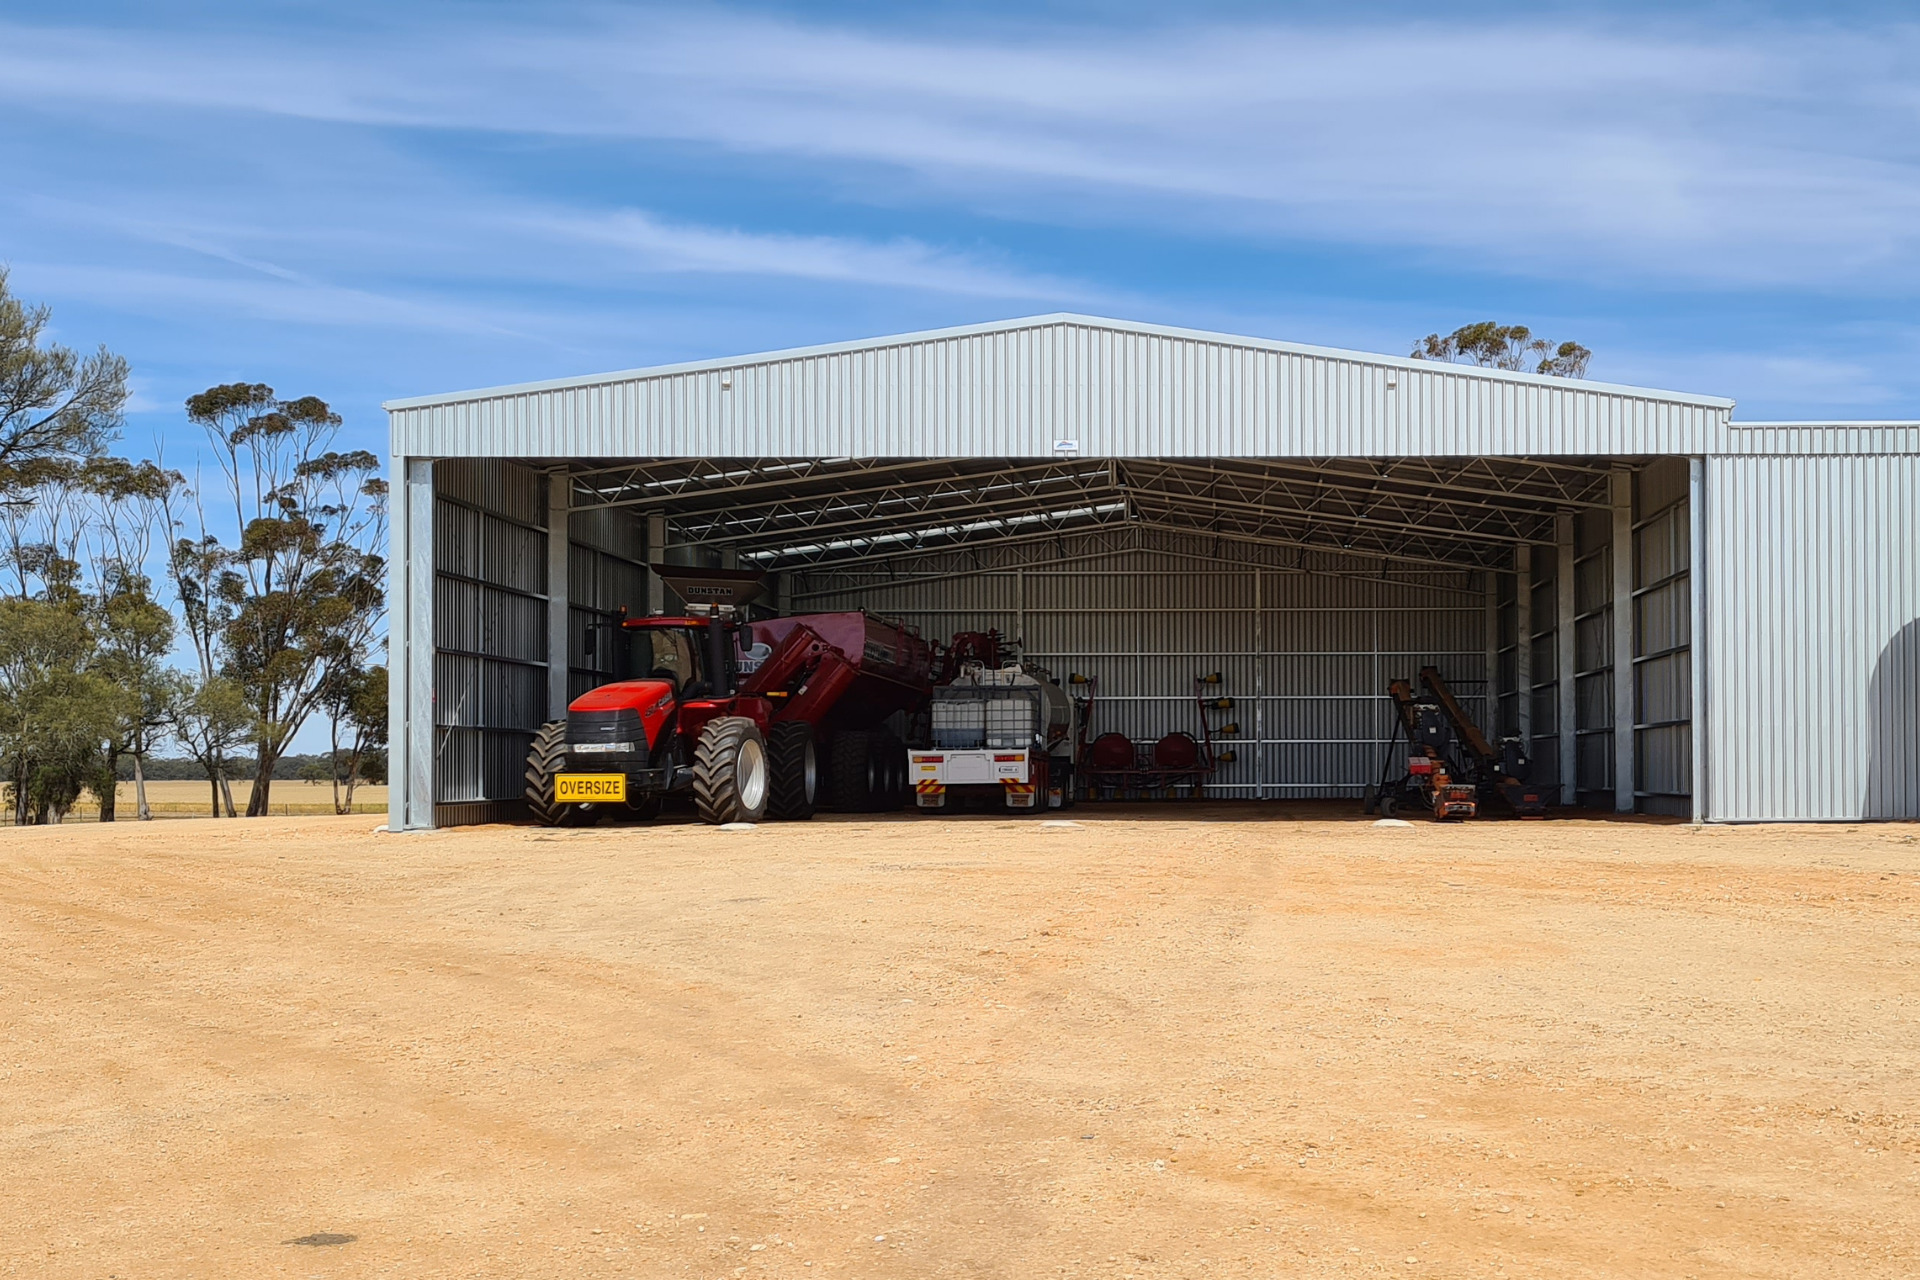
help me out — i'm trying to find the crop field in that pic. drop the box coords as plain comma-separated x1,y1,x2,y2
3,806,1917,1278
34,780,389,821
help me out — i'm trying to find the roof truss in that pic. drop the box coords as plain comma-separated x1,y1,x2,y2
555,454,1629,573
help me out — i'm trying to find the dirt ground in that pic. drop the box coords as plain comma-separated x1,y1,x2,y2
4,806,1918,1279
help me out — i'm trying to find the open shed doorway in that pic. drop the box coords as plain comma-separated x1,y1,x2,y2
399,453,1697,820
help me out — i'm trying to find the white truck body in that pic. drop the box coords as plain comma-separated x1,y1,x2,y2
913,662,1073,810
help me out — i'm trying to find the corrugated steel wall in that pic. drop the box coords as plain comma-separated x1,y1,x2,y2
390,318,1732,460
1719,423,1920,455
800,542,1487,799
1633,459,1691,815
1570,508,1616,806
1527,551,1562,795
1493,569,1520,740
567,504,650,701
432,459,549,814
1704,454,1920,820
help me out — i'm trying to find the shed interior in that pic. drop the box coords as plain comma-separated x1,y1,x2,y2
428,453,1695,825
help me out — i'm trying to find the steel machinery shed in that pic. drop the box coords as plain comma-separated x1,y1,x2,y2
384,314,1920,828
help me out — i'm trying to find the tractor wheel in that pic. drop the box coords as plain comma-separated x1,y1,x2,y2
525,720,593,827
1021,759,1052,815
767,721,819,821
693,716,770,825
827,730,876,812
1378,793,1399,819
868,731,907,811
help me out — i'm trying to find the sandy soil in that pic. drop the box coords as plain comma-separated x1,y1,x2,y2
4,806,1918,1279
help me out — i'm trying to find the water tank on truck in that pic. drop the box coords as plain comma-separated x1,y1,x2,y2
909,658,1077,814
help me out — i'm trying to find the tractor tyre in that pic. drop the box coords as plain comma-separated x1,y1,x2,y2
1377,792,1399,819
693,716,770,825
827,730,877,812
1021,758,1052,815
767,721,819,821
525,720,593,827
868,731,908,811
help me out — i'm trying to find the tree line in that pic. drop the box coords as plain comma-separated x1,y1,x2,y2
0,270,387,823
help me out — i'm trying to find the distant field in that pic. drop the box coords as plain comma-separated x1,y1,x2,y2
55,780,388,820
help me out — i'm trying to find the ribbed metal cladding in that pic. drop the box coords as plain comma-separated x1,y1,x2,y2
1527,556,1560,792
799,537,1485,799
1703,454,1920,821
566,504,648,701
387,315,1732,460
1632,458,1692,816
432,460,550,807
1719,423,1920,456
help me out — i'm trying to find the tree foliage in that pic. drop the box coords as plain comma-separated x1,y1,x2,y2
0,275,392,826
0,597,123,824
180,384,387,816
0,267,128,501
1410,322,1592,379
166,674,256,819
321,660,387,814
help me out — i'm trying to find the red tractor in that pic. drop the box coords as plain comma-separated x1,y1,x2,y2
523,570,933,827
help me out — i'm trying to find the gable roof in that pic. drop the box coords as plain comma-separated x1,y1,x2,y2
388,312,1742,458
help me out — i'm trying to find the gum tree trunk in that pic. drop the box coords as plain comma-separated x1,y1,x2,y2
247,751,276,816
99,750,119,823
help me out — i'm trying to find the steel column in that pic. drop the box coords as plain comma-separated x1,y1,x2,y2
1557,515,1577,807
1253,569,1265,800
547,472,571,719
1516,544,1533,741
405,458,436,829
1015,567,1026,650
387,455,409,833
646,514,666,615
1484,571,1500,732
1689,456,1707,822
1611,468,1635,812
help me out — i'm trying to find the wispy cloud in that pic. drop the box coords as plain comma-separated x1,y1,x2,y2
15,259,536,341
527,208,1096,301
4,10,1920,289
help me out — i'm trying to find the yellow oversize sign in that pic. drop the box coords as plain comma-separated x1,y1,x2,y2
555,774,626,803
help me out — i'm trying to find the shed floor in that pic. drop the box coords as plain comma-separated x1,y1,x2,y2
5,810,1917,1278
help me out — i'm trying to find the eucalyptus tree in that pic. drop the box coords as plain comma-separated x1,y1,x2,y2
181,384,387,815
320,661,386,814
1411,322,1591,379
0,267,126,503
79,459,178,819
0,593,120,824
165,672,254,819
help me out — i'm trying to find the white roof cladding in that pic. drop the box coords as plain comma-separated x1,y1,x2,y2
388,313,1750,459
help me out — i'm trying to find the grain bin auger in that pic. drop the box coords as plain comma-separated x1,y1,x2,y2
1364,666,1546,821
524,567,933,827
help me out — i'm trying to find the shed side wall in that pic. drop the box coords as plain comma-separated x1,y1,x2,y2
1704,454,1920,821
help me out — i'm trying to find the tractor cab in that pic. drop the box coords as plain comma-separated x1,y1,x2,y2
626,620,708,697
617,611,745,701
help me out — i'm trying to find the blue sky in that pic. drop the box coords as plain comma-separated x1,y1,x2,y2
5,0,1920,474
